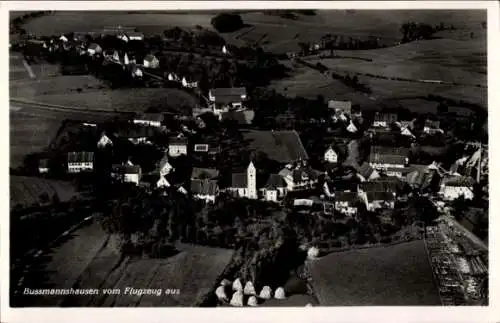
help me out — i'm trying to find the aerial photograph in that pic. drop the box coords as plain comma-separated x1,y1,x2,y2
9,8,488,307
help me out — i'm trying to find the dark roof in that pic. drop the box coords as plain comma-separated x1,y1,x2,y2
231,173,247,188
374,111,398,122
279,167,318,182
264,174,287,189
357,162,376,179
112,164,141,174
441,176,475,188
424,119,441,129
211,87,246,98
359,179,402,193
39,158,49,168
117,126,156,139
307,240,440,305
134,113,164,122
144,54,158,62
221,110,254,125
169,136,188,145
67,151,94,163
88,43,101,50
191,167,220,180
242,130,309,164
190,179,218,195
366,191,396,202
369,146,409,165
334,191,359,203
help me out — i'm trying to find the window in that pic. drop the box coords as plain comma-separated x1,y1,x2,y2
194,144,209,152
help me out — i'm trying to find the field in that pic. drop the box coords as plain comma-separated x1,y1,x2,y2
16,223,235,307
307,240,441,306
10,176,79,209
242,130,309,164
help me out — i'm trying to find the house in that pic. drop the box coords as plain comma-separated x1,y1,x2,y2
111,164,142,185
334,191,359,216
87,43,102,56
97,133,113,148
117,126,156,145
182,77,198,88
143,54,160,69
157,156,174,176
156,175,171,188
359,177,403,195
67,151,94,173
222,45,229,55
191,179,219,203
356,162,381,181
117,32,129,42
194,143,209,153
372,111,398,128
259,174,287,202
133,113,164,127
221,110,255,125
168,72,180,82
59,34,68,42
365,191,396,210
227,161,258,199
191,167,219,180
131,65,143,78
369,146,409,171
328,100,352,118
168,135,188,157
209,87,247,117
423,119,443,134
324,145,339,164
278,164,319,191
38,158,49,174
439,176,475,201
128,31,144,41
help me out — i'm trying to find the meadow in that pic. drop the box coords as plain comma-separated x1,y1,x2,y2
10,176,78,209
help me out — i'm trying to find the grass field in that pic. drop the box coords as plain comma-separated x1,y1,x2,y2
17,225,235,306
307,240,441,306
10,176,79,209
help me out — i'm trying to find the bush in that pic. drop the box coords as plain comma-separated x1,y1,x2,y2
211,13,244,33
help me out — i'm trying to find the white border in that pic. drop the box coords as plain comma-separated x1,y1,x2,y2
1,2,499,323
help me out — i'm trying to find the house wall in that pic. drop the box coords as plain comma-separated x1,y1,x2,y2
195,194,216,204
68,162,93,173
370,162,405,170
441,186,474,200
372,121,388,128
39,167,49,174
124,173,140,185
264,189,278,202
324,149,338,163
168,144,187,157
133,120,161,127
334,202,357,216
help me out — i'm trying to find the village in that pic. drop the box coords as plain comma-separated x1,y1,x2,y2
10,20,489,307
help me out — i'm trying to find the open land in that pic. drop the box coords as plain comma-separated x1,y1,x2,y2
307,240,441,306
10,176,78,209
19,222,235,307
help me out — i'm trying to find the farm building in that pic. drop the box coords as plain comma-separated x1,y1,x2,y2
143,54,160,69
439,175,475,201
278,164,319,192
67,151,94,173
168,136,188,157
133,113,164,127
333,191,359,216
241,130,309,164
372,111,398,128
191,179,219,204
259,173,287,203
368,146,409,172
324,146,338,164
363,191,396,210
111,164,142,185
227,161,258,199
209,87,247,117
307,240,441,305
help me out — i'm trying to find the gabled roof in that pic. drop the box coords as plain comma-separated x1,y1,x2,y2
374,111,398,122
67,151,94,163
88,43,101,50
357,162,376,179
264,174,287,189
441,176,475,188
134,113,164,122
169,136,188,145
366,191,396,202
369,146,409,165
191,167,220,180
117,126,156,139
210,87,246,98
424,119,441,129
112,164,141,174
144,53,158,62
359,178,402,193
328,100,352,114
191,179,218,195
334,191,359,204
231,173,247,188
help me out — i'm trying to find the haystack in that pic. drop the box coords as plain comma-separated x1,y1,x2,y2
230,290,244,307
274,287,286,299
244,281,256,295
247,296,258,307
232,278,243,291
259,286,272,299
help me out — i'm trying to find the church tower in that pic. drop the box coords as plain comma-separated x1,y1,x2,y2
247,161,257,199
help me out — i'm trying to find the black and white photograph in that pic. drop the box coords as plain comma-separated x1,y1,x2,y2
2,1,498,321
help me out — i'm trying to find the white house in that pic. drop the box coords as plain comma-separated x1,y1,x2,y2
168,72,180,82
97,133,113,148
168,135,188,157
143,54,160,69
324,146,338,164
39,159,49,174
439,176,475,201
133,113,164,127
227,161,258,199
259,174,287,203
222,45,229,55
131,66,143,78
372,112,398,128
182,77,198,88
111,164,142,185
156,175,171,188
278,164,318,191
423,119,444,135
361,191,396,211
191,179,219,204
369,146,409,171
128,31,145,41
209,87,247,118
59,34,69,42
334,191,359,216
117,33,129,42
67,151,94,173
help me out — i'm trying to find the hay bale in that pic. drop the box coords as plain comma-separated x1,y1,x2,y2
247,296,258,307
232,278,243,291
230,290,244,307
274,287,286,299
244,281,256,295
215,286,228,301
259,286,272,299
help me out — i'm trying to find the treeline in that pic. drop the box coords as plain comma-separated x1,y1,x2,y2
10,11,53,35
400,21,453,43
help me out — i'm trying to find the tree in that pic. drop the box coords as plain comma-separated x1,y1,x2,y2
211,13,244,33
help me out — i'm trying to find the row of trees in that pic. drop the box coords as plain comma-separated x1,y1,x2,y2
399,21,454,44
